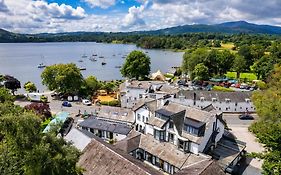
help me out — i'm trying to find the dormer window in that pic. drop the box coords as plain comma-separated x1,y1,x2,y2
225,98,231,103
245,98,251,103
212,98,217,102
200,97,205,101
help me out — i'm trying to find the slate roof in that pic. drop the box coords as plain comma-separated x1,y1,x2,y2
78,136,163,175
115,133,210,169
211,137,246,170
95,106,134,124
174,159,226,175
177,90,252,103
64,128,94,151
78,117,132,135
146,117,166,128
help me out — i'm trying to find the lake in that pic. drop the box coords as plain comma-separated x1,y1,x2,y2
0,42,183,91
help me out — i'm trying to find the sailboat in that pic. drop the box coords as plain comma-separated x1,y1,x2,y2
89,56,97,62
101,57,106,65
38,55,46,68
81,53,87,58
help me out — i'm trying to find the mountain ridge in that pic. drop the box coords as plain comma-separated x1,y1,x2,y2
0,21,281,43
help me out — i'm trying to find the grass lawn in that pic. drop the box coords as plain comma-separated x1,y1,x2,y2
221,43,235,49
225,72,257,81
97,95,116,102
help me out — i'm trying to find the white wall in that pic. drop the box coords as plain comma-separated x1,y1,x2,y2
215,119,225,144
121,88,147,108
146,124,154,135
171,98,255,113
135,107,150,132
198,117,216,153
114,133,127,141
190,142,199,154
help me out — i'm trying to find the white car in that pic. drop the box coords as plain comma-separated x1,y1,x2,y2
82,99,92,106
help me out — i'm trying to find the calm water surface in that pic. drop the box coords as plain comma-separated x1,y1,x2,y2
0,42,183,91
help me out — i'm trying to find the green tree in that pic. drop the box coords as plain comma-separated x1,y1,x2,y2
0,102,82,174
250,65,281,175
24,81,37,93
0,87,14,103
3,75,21,95
182,48,208,79
121,50,151,80
252,55,275,80
238,45,253,70
85,76,101,94
41,63,83,95
193,63,209,81
232,55,247,79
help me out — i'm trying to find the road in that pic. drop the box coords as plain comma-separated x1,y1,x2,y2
223,113,263,175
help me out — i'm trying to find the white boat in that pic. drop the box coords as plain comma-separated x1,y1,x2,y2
38,63,46,68
79,67,86,71
82,54,87,58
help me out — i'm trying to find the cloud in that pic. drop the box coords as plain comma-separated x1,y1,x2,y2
27,1,86,20
122,1,149,29
83,0,116,9
1,0,281,33
0,0,9,12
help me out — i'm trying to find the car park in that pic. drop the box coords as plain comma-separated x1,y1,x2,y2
62,101,72,107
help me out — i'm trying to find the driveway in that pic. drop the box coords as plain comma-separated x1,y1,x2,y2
223,114,264,175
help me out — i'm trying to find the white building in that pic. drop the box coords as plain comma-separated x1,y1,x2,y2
133,99,225,154
119,80,178,108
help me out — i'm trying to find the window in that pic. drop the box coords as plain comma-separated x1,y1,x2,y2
169,121,174,129
155,113,169,121
154,129,165,141
178,139,190,152
178,139,184,150
146,117,148,122
106,131,113,139
183,124,198,135
137,114,141,121
142,115,145,122
168,133,174,143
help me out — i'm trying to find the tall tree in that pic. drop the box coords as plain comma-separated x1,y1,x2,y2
24,81,37,93
238,45,253,70
193,63,209,81
121,50,151,80
3,75,21,95
0,94,82,174
250,65,281,175
41,63,83,95
232,55,247,79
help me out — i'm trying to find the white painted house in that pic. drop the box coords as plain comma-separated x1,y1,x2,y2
133,99,225,155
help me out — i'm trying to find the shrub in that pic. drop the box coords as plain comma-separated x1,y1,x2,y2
99,100,120,106
212,85,234,92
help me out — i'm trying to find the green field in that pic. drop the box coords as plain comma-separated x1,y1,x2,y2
225,72,257,81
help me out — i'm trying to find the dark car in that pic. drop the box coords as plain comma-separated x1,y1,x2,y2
239,114,254,120
62,101,72,107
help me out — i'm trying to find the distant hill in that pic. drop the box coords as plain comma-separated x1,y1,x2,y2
0,21,281,43
142,21,281,35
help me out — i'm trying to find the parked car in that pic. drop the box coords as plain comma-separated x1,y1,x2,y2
62,101,72,107
238,114,254,120
82,99,92,106
235,84,240,88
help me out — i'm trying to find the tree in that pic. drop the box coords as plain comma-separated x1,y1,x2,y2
85,76,101,94
24,81,37,93
249,65,281,175
252,55,275,80
213,40,221,47
3,75,21,95
24,102,52,121
182,48,208,78
121,50,151,80
232,55,247,79
0,102,82,174
193,63,209,81
41,63,83,95
0,87,14,103
238,45,253,70
217,50,235,75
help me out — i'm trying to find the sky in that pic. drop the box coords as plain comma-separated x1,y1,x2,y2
0,0,281,33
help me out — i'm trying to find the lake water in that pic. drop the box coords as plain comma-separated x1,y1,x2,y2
0,42,183,91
